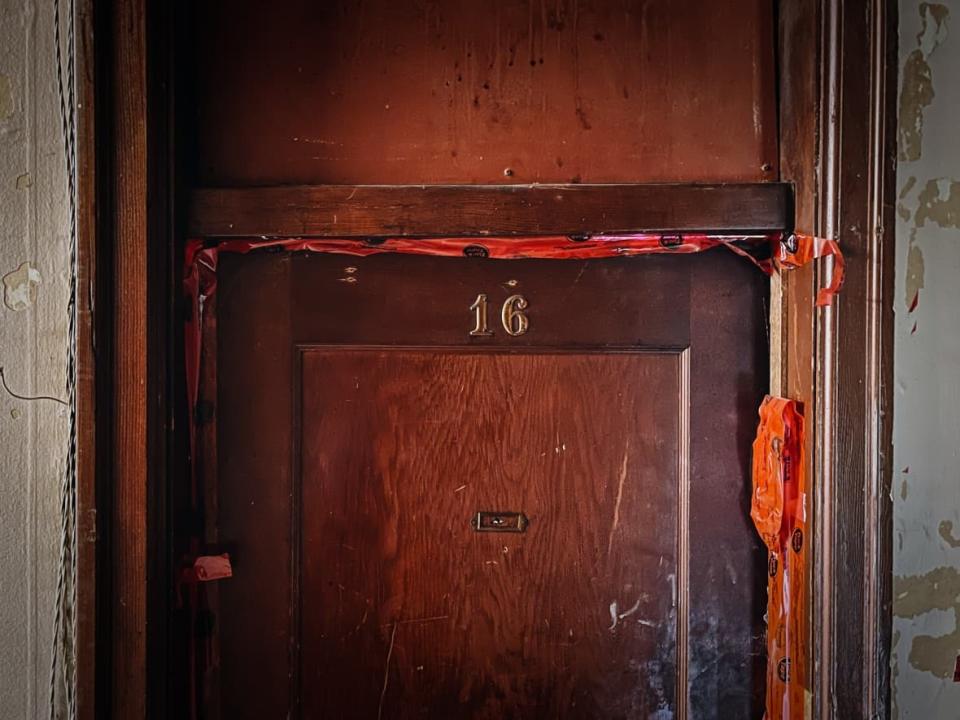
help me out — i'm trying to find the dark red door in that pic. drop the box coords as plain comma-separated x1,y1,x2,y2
210,250,767,718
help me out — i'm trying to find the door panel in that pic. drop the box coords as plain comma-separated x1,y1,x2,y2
214,251,767,718
299,350,681,717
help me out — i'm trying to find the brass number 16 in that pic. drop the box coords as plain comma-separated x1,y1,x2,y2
470,293,529,337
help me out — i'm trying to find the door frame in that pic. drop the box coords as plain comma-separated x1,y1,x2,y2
776,1,897,717
74,0,897,717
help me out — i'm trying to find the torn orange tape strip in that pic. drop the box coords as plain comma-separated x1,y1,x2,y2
751,396,808,720
192,554,233,582
179,554,233,587
775,233,845,307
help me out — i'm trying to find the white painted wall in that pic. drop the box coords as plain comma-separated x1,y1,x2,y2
0,0,71,717
893,2,960,717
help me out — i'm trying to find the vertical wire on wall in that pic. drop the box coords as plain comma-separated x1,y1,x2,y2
51,0,77,717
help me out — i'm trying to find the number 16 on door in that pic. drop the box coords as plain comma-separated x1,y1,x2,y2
469,293,529,337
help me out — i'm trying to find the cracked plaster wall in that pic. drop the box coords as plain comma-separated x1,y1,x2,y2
0,0,70,717
893,2,960,717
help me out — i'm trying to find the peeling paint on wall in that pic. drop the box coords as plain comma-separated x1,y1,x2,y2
904,236,925,310
894,0,960,716
2,261,42,311
898,4,949,161
896,566,960,618
909,619,960,679
895,567,960,679
898,50,934,162
920,3,951,49
898,175,917,221
915,177,960,228
0,74,14,120
938,521,960,549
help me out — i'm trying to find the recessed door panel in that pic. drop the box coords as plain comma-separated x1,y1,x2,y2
298,349,684,718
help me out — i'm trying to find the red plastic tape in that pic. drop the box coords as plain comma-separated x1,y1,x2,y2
185,232,777,264
192,554,233,582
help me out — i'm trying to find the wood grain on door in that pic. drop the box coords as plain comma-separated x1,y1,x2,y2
298,349,682,717
213,251,767,718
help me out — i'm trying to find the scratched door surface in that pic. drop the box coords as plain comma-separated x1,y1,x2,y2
212,251,768,719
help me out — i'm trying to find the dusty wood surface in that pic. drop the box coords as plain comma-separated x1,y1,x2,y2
189,0,778,186
189,183,792,238
111,0,148,716
777,0,896,717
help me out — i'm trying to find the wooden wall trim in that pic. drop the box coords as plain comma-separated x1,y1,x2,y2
188,183,792,238
864,2,897,710
824,0,897,715
777,0,896,717
111,0,149,716
75,0,98,717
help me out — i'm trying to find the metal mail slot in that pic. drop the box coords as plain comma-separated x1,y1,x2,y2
472,511,528,533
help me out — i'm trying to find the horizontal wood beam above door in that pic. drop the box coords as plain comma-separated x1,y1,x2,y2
188,183,792,238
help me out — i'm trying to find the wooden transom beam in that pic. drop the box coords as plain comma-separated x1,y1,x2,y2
188,183,792,238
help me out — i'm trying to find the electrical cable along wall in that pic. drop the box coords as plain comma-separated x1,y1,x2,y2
0,1,77,718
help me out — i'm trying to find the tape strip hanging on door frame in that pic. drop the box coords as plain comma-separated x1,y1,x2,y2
774,232,845,307
750,396,808,720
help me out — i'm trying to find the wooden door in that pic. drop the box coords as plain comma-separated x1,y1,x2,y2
210,249,767,718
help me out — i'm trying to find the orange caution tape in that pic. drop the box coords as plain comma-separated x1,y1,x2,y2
174,549,232,720
192,554,233,582
751,397,807,720
775,233,845,307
